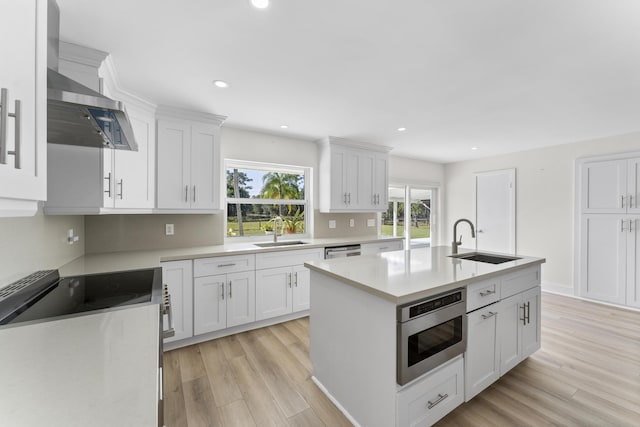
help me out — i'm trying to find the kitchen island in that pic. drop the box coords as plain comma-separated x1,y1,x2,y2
304,246,545,427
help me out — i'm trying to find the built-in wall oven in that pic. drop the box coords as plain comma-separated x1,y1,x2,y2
397,288,466,385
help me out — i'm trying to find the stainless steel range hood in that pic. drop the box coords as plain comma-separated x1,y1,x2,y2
47,0,137,151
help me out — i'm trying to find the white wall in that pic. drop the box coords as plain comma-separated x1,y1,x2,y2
444,131,640,293
0,208,84,287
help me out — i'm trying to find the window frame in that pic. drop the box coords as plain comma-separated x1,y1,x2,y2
224,159,311,242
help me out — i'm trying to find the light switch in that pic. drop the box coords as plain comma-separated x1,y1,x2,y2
165,224,174,235
329,220,336,229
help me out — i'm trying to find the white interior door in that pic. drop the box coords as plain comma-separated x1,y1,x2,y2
475,169,516,253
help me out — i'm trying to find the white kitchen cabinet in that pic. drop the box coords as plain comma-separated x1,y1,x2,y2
464,303,500,401
193,255,256,335
627,218,640,308
360,239,404,255
0,0,47,216
193,270,255,335
255,248,323,320
499,286,540,376
396,355,464,427
161,260,193,343
156,107,226,212
581,156,640,214
318,136,391,212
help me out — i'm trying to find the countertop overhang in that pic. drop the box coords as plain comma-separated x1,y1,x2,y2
305,246,546,305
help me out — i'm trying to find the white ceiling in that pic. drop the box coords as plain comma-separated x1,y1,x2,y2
57,0,640,163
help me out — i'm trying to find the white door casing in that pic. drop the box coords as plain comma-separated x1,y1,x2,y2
474,169,516,253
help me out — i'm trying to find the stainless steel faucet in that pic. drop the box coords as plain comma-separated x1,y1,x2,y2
273,216,283,243
452,218,476,254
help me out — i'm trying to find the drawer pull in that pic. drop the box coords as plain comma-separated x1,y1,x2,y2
427,393,448,409
479,289,496,297
481,311,497,319
217,263,236,268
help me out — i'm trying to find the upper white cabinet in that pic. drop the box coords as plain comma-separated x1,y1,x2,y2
581,157,640,214
156,107,226,212
317,136,391,212
0,0,47,216
45,45,156,214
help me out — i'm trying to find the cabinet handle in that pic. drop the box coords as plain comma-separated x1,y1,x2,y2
520,304,526,325
217,263,236,268
481,311,497,319
344,193,348,205
377,194,380,204
104,172,112,198
6,98,21,169
294,272,298,287
621,195,625,208
348,193,351,204
630,195,634,208
629,219,633,234
427,393,448,409
288,273,292,288
621,219,627,232
117,179,123,199
0,88,7,164
526,301,531,324
229,280,232,298
221,283,225,300
479,289,496,297
185,185,189,202
193,185,196,203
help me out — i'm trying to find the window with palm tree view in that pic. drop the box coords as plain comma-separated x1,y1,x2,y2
226,162,308,238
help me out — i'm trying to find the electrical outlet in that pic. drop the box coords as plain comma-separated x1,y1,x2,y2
349,218,355,227
165,224,174,235
329,220,336,229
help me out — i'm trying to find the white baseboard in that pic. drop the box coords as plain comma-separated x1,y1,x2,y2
311,376,360,427
541,281,574,296
542,287,640,313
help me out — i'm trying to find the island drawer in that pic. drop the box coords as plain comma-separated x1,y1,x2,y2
397,355,464,427
194,254,255,277
501,265,541,299
256,248,323,269
466,278,501,312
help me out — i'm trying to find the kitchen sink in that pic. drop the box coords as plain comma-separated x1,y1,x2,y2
253,240,309,248
449,252,521,264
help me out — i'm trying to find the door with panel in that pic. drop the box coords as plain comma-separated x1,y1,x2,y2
475,169,516,253
156,120,191,209
521,287,541,357
190,123,219,210
628,158,640,214
193,274,226,335
465,303,500,401
226,271,256,328
580,215,627,304
291,265,311,312
498,293,522,376
255,266,292,321
329,146,348,208
162,260,194,343
627,217,640,308
581,159,627,214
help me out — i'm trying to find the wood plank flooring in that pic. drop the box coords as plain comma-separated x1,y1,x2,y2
164,293,640,426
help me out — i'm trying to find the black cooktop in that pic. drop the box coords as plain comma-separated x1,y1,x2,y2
0,268,161,326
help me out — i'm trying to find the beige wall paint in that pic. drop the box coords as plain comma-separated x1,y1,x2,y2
0,208,84,287
444,131,640,293
85,214,223,253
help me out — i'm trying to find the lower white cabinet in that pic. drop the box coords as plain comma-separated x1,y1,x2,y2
255,265,310,320
161,260,193,343
255,248,323,321
397,355,464,427
193,270,255,335
499,286,541,376
193,255,256,335
464,302,500,401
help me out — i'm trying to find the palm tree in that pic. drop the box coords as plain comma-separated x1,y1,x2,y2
260,173,302,216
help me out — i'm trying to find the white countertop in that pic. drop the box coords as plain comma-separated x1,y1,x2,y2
305,246,546,305
58,236,403,277
0,304,160,427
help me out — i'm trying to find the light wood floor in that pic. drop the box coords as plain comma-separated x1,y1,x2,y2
164,293,640,426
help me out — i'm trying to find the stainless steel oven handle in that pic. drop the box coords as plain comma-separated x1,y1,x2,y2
162,284,175,339
481,311,497,319
427,393,448,409
479,289,495,297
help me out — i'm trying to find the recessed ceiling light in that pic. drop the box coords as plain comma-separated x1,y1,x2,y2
280,125,289,129
251,0,269,9
213,80,228,88
471,147,478,150
397,127,407,132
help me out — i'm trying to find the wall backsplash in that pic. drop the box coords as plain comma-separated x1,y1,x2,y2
0,208,84,287
84,214,224,253
313,211,378,238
